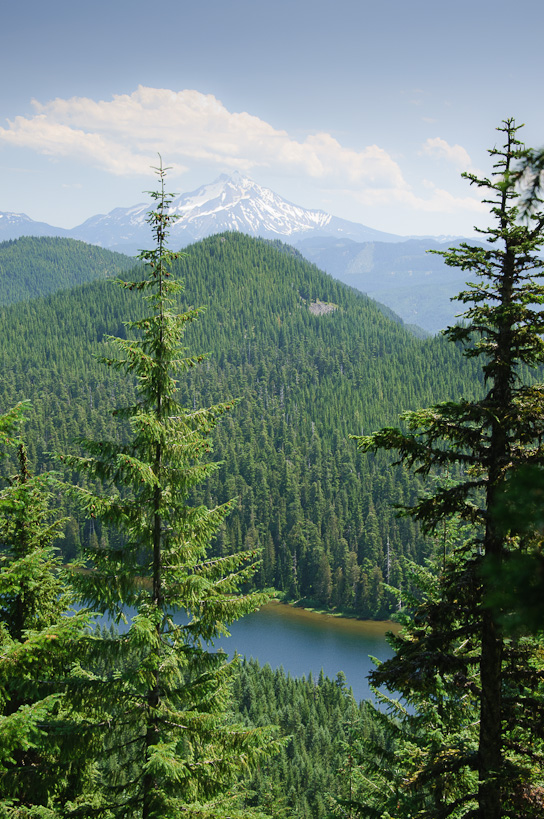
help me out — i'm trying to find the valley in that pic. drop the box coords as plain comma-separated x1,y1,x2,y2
2,130,543,815
2,0,542,810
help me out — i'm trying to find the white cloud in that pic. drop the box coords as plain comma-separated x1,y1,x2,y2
349,184,486,215
421,136,472,170
400,185,486,215
0,86,407,191
0,87,485,228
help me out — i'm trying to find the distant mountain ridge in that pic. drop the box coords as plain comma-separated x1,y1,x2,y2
0,173,470,332
0,172,403,253
0,210,70,240
0,236,136,306
296,236,480,334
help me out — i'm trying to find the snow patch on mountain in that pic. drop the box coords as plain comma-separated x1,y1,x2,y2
166,173,333,241
0,210,69,239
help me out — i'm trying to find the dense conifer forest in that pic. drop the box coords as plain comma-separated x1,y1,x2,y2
0,237,135,306
0,232,484,617
231,659,375,819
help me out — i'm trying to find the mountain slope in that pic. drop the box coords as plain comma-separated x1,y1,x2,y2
0,237,136,306
0,233,483,616
0,175,470,332
296,236,474,333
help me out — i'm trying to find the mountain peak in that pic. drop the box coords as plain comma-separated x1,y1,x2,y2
218,169,249,184
165,173,335,242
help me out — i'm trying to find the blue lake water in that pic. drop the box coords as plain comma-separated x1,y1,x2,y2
97,601,397,702
213,602,396,702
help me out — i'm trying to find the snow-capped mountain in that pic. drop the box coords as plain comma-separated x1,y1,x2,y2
70,203,151,251
0,210,69,241
167,172,359,243
0,173,402,254
73,172,403,252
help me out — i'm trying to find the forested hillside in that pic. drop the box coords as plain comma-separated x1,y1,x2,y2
231,658,375,819
296,236,473,334
0,233,484,616
0,236,135,305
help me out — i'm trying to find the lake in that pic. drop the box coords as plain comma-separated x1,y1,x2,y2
214,601,397,702
99,600,398,702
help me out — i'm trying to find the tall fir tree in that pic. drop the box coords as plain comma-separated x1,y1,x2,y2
355,120,544,818
63,161,278,818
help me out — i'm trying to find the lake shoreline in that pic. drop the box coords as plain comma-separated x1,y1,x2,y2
259,598,401,636
270,588,398,621
221,600,397,700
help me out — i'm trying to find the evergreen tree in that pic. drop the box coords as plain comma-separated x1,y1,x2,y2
0,406,91,814
355,120,544,818
482,139,544,635
64,162,278,817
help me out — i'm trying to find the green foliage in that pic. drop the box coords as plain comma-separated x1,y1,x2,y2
485,464,544,635
0,407,92,814
355,120,544,818
231,659,374,819
348,550,480,818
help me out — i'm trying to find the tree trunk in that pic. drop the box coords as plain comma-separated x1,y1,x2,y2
478,605,502,819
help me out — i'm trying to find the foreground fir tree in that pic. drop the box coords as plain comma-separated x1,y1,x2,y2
355,120,544,819
481,139,544,635
0,406,91,815
64,162,278,818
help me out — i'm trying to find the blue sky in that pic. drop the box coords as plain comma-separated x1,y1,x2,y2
1,0,542,236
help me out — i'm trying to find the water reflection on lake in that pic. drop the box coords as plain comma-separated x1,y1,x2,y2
214,602,398,702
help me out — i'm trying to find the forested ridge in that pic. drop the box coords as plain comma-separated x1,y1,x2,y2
0,232,484,617
0,236,135,306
